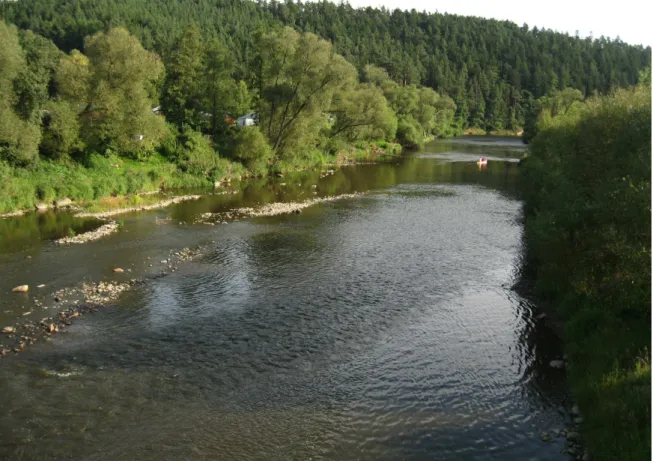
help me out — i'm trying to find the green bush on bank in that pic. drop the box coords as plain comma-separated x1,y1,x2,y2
520,84,651,461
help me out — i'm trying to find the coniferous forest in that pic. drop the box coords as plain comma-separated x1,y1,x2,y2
0,0,650,212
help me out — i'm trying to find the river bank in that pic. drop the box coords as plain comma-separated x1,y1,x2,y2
519,85,651,461
0,141,401,217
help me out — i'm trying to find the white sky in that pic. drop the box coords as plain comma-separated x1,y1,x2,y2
343,0,652,47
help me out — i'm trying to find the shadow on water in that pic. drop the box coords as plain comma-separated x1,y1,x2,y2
0,137,575,460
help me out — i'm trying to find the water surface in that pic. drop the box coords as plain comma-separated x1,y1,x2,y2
0,137,574,460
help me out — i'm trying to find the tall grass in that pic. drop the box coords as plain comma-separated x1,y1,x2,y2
0,153,210,213
520,85,651,461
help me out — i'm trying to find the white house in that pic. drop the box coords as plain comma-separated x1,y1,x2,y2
236,113,258,127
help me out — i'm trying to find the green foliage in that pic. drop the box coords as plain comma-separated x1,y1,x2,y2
520,84,651,461
81,28,168,157
396,115,424,148
232,126,273,174
161,24,204,129
0,22,42,166
40,100,84,159
330,83,397,141
258,27,357,157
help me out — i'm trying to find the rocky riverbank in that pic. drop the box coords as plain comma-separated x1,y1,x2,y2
0,246,204,360
75,194,203,219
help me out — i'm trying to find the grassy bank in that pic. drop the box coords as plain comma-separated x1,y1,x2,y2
519,85,651,460
0,141,401,215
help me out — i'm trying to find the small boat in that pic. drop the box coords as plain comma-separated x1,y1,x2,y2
477,157,488,166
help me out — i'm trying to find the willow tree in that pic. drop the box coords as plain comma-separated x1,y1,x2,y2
258,27,357,158
330,83,397,141
0,22,41,165
75,28,167,157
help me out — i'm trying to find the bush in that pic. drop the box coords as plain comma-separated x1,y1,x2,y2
520,84,651,461
396,115,424,148
232,126,273,174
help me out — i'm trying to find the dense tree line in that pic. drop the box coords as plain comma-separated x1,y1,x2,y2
2,0,650,130
519,78,651,461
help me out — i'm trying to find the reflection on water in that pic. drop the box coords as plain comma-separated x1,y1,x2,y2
0,137,574,460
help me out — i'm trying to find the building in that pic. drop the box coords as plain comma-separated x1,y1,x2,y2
236,113,258,127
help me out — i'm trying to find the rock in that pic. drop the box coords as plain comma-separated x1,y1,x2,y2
574,416,584,424
12,285,29,293
34,203,49,211
161,260,168,264
54,296,61,302
113,268,124,273
567,431,581,442
567,447,578,456
48,323,56,333
37,284,46,288
2,327,14,334
541,432,551,441
54,197,72,208
311,185,317,188
294,209,301,214
549,359,565,369
276,173,283,177
571,404,581,416
535,313,547,320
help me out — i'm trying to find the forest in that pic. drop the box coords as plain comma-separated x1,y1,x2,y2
0,0,651,212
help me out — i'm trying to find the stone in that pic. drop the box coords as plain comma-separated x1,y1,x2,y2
48,323,56,333
571,404,581,416
12,285,29,293
54,296,61,302
54,197,72,208
37,284,46,288
541,432,551,441
113,268,124,273
34,203,49,211
294,209,301,214
549,359,565,369
2,327,14,334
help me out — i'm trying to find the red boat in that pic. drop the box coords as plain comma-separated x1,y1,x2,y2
477,157,488,166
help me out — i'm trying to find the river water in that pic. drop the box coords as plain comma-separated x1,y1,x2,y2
0,137,574,460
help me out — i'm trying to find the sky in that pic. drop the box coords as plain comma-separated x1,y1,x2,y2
343,0,652,47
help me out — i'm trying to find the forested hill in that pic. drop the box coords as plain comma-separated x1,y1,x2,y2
2,0,650,130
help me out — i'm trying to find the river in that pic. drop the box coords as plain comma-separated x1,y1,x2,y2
0,137,575,460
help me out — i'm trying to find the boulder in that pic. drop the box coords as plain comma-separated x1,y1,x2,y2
12,285,29,293
549,359,565,369
54,197,72,208
34,203,49,212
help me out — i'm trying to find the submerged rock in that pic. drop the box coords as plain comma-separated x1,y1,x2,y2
12,285,29,292
567,431,581,442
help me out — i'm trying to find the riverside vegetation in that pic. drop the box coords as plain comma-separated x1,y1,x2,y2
520,69,651,461
0,0,650,213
